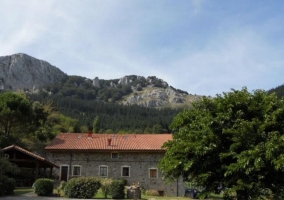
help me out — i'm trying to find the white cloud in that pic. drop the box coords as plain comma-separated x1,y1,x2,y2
170,28,284,96
1,0,284,97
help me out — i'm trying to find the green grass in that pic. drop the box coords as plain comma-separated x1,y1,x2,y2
14,188,34,196
52,187,223,199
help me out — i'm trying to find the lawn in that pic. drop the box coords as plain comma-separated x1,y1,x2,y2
26,187,223,199
14,188,34,196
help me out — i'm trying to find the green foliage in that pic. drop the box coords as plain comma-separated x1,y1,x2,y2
0,175,16,196
29,93,179,133
33,178,54,196
144,189,160,196
0,92,33,137
109,179,125,199
0,151,20,175
0,91,80,153
159,88,284,199
93,116,100,133
64,177,101,198
100,178,112,198
268,84,284,98
59,180,67,190
26,75,185,134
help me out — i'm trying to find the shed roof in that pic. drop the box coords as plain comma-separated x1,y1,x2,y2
2,145,58,168
45,133,172,152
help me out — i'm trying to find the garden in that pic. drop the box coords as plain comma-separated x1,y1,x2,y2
10,177,223,199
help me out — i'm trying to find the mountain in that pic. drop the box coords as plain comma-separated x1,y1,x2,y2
0,53,203,108
0,53,204,133
267,84,284,98
0,53,67,91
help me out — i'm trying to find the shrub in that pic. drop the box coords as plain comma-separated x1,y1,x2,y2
119,179,128,186
59,180,67,190
109,179,125,199
100,178,113,198
64,177,101,198
33,178,54,196
145,189,159,196
0,176,16,196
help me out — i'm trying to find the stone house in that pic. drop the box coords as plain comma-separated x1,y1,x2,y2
45,133,185,196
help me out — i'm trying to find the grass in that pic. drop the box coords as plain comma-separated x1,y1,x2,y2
50,187,223,199
14,188,34,196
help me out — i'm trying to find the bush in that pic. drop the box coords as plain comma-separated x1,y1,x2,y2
145,189,159,196
59,180,67,190
0,176,16,196
109,179,125,199
33,178,54,196
64,177,101,198
100,178,113,198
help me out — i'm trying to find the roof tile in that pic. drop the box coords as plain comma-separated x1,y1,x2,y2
45,133,172,151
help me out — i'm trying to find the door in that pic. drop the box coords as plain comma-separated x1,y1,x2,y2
60,166,69,181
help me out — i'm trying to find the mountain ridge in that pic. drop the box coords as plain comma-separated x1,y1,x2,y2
0,53,67,90
0,53,203,108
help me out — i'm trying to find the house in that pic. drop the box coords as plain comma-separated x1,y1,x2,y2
45,133,185,196
2,145,58,187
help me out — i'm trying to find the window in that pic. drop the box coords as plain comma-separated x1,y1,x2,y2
111,152,119,159
121,166,130,177
73,165,81,176
99,165,108,177
149,168,158,179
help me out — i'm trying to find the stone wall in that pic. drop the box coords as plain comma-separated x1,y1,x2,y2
46,151,185,197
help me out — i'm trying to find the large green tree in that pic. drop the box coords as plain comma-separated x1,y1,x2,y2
159,88,284,199
0,92,34,137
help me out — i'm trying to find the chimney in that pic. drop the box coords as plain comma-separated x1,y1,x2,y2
88,130,92,138
108,138,112,146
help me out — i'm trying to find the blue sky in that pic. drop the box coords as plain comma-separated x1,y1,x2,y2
1,0,284,96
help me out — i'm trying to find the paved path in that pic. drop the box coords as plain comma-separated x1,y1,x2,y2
0,192,109,200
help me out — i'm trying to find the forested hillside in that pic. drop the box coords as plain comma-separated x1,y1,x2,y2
26,75,186,133
268,84,284,98
29,93,181,133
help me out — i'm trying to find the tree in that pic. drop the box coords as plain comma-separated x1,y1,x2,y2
92,116,100,133
0,151,19,196
152,124,163,133
159,88,284,199
0,151,19,175
0,92,33,137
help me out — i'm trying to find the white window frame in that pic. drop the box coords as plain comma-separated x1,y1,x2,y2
149,168,158,179
99,165,108,177
121,166,130,177
72,165,82,176
111,152,119,159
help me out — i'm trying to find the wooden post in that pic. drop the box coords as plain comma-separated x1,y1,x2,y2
35,162,39,180
50,167,53,178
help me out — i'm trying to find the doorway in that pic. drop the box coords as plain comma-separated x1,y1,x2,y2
60,166,69,181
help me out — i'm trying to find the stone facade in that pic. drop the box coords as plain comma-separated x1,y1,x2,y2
46,150,185,197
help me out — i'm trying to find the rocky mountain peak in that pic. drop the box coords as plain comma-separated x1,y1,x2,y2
0,53,67,91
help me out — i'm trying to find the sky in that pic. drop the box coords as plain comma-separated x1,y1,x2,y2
1,0,284,96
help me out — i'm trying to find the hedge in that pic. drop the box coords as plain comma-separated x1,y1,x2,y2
0,176,16,196
33,178,54,196
64,177,101,198
109,179,125,199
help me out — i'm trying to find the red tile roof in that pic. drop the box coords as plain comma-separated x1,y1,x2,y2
2,145,58,168
45,133,172,151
